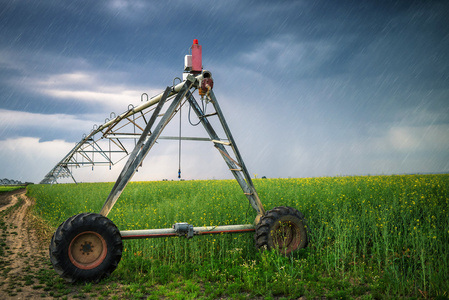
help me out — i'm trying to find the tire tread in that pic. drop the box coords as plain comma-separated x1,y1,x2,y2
49,213,122,282
255,206,308,254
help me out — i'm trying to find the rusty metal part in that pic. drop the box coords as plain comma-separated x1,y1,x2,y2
68,231,107,270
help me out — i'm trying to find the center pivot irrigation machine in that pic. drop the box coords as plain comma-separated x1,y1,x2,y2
45,40,308,282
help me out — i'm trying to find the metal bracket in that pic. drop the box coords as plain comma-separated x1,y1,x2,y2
172,223,194,238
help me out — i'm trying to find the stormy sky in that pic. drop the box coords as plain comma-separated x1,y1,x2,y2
1,0,448,183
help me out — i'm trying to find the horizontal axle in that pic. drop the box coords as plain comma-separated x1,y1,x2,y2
120,223,255,240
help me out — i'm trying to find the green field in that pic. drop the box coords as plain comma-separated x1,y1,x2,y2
27,174,449,299
0,185,25,193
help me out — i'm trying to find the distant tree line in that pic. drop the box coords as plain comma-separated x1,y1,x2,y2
0,178,33,185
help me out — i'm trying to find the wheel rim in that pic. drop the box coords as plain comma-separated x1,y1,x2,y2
271,220,301,255
68,231,107,270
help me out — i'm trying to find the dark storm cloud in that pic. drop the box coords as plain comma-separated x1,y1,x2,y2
0,0,448,182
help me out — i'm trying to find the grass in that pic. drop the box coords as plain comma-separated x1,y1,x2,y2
26,174,449,299
0,185,25,193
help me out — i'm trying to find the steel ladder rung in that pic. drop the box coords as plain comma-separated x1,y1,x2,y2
203,112,218,118
212,140,231,146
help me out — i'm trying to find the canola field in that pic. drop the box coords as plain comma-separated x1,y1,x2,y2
27,174,449,299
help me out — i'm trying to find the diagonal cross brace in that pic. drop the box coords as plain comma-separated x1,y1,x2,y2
185,91,265,218
100,78,196,216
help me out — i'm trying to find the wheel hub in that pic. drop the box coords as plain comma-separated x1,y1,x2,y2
81,241,94,255
271,220,301,254
68,231,107,270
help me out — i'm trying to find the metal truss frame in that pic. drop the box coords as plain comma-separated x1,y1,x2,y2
41,72,265,220
40,73,207,185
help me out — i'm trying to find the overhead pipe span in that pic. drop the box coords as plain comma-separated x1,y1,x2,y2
40,71,211,184
97,71,211,134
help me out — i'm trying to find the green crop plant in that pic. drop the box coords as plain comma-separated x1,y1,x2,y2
27,174,449,299
0,186,25,193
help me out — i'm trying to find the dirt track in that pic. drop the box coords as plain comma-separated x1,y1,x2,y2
0,189,53,299
0,189,131,299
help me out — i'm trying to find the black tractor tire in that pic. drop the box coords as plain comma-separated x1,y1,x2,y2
255,206,308,255
49,213,123,282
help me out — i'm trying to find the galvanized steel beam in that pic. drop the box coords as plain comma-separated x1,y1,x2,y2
120,224,255,240
100,77,196,217
186,90,265,219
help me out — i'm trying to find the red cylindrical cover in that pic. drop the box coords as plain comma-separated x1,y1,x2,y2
191,41,202,73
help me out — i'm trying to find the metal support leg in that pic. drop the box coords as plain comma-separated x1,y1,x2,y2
100,78,196,216
186,91,265,222
63,166,78,185
208,90,265,218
